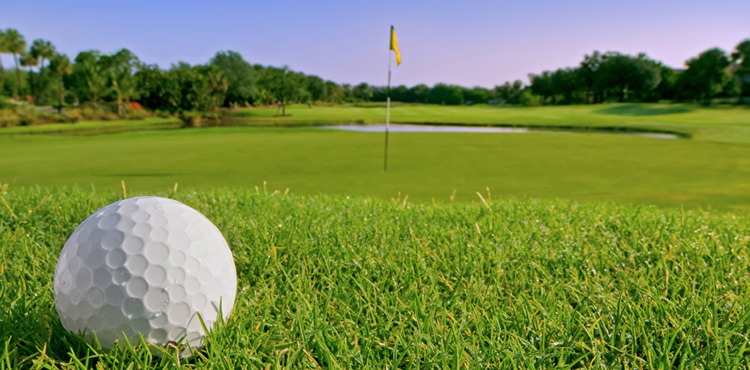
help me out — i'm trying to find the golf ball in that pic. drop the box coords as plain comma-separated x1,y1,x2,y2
53,196,237,355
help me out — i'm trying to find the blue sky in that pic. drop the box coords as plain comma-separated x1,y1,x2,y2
2,0,748,88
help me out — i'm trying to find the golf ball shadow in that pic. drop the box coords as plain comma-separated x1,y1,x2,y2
53,196,237,357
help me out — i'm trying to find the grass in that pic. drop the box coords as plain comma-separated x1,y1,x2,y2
2,187,750,368
0,117,181,135
2,126,750,210
231,103,750,143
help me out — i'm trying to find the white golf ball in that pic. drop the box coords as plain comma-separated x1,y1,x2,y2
53,196,237,356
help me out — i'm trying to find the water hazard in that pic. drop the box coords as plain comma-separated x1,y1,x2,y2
318,124,680,139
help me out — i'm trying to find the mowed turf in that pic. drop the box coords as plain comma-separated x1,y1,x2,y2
232,103,750,144
0,117,180,135
2,188,750,368
3,126,750,210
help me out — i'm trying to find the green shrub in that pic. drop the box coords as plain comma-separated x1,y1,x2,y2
37,110,62,123
76,107,118,121
15,106,41,126
202,111,222,126
61,110,82,123
0,109,20,127
154,110,174,119
519,90,544,106
180,111,203,128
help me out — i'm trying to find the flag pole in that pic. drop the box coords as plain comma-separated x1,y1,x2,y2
384,28,393,173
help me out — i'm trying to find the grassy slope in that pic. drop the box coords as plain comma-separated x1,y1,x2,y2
2,126,750,210
232,103,750,143
1,188,749,368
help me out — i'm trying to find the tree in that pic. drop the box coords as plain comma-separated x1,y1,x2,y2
4,28,26,96
653,65,677,101
29,39,56,102
48,53,72,112
463,86,489,105
100,48,139,115
0,30,7,95
324,80,343,103
495,80,524,104
427,83,464,105
352,82,373,101
209,51,255,107
732,39,750,104
597,52,660,102
269,66,302,116
676,47,731,104
578,51,603,103
306,75,326,102
71,50,105,106
253,64,308,107
166,62,212,112
407,84,429,103
550,68,578,104
529,71,555,104
202,65,228,111
134,64,170,111
19,53,38,99
389,85,409,102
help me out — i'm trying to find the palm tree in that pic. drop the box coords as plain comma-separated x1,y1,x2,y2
101,48,139,115
48,53,72,112
0,29,7,94
206,67,228,111
4,28,26,96
72,50,105,107
20,53,38,100
29,39,56,102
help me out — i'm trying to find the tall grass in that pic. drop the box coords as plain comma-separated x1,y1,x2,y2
1,187,749,368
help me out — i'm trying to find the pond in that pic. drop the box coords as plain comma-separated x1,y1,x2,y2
317,124,681,139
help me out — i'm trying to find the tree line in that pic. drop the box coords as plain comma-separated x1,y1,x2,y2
1,27,749,116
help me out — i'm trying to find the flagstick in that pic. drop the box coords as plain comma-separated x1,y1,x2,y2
384,48,392,172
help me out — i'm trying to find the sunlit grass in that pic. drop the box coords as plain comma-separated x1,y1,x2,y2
2,187,750,368
232,103,750,143
0,117,180,135
3,126,750,210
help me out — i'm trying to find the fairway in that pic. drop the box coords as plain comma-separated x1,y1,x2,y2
232,103,750,144
3,125,750,210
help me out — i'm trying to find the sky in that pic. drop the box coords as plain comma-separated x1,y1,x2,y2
1,0,749,88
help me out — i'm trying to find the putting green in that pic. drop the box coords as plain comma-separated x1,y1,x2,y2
2,126,750,210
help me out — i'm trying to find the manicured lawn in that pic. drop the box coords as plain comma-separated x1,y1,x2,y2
0,117,181,135
232,103,750,143
2,188,749,368
2,126,750,210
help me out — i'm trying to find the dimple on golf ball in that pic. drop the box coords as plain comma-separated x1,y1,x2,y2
53,196,237,355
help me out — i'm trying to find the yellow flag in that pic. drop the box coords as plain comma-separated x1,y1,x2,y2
390,26,401,66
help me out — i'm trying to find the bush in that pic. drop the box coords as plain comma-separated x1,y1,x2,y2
180,111,203,128
121,108,150,120
0,102,53,126
61,110,82,123
202,111,222,126
76,107,118,121
16,105,44,126
0,109,20,127
154,110,174,119
519,90,544,106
